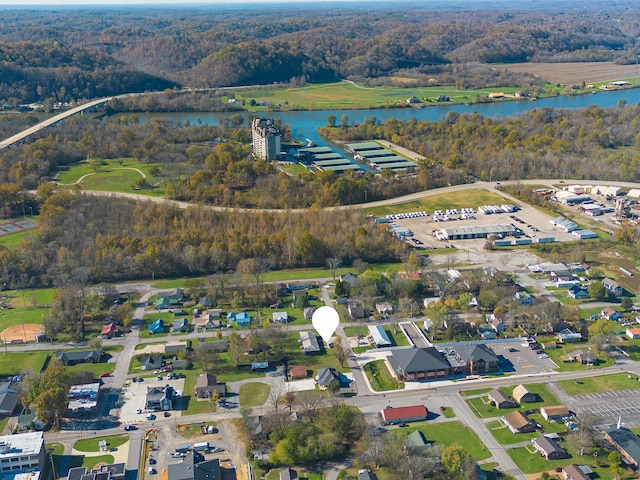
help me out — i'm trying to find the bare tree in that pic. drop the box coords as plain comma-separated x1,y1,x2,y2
327,256,342,282
298,394,325,422
333,336,349,368
268,384,283,414
569,412,599,456
364,425,385,468
284,389,296,413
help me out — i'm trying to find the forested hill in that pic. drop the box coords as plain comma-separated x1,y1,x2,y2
0,42,177,104
0,5,638,104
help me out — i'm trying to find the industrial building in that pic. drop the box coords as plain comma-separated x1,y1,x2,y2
437,224,516,240
251,118,281,161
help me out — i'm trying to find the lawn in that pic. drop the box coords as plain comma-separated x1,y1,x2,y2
545,343,615,372
74,434,129,452
405,420,491,461
467,383,558,419
82,455,115,470
47,443,64,477
0,228,37,250
365,189,516,217
283,332,349,375
181,369,220,415
177,422,217,438
236,80,520,110
239,382,271,407
0,350,50,375
507,443,619,478
55,158,164,197
460,388,493,397
363,360,400,392
343,326,369,337
441,406,455,418
66,361,115,378
487,413,568,446
557,372,640,396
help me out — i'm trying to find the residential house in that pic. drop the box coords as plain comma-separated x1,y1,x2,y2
488,389,517,409
303,307,316,321
199,296,211,308
386,347,452,381
16,408,45,432
515,291,535,305
565,350,597,365
193,313,219,330
193,373,226,399
541,342,557,350
605,425,640,468
272,312,289,324
567,286,589,300
557,328,582,343
533,434,567,459
541,405,570,422
478,325,496,340
0,381,19,417
146,385,176,411
453,344,499,374
299,331,321,355
340,272,359,289
101,322,118,339
291,290,308,303
488,313,506,333
172,318,189,333
155,296,180,309
602,278,623,297
627,328,640,340
376,302,393,315
512,385,539,403
56,349,101,366
348,302,367,319
503,411,536,433
167,451,221,480
357,469,379,480
286,281,315,292
279,468,298,480
601,307,622,321
148,319,165,335
316,367,346,390
229,312,251,327
561,465,591,480
379,404,428,425
407,430,429,453
139,354,163,371
288,365,308,380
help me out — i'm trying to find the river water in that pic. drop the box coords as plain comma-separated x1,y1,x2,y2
113,87,640,149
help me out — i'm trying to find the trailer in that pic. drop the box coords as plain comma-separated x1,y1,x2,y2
193,442,210,452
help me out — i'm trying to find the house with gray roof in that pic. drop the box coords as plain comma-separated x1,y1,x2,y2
56,349,101,366
193,374,225,399
407,430,429,453
146,385,176,411
139,354,163,371
532,434,567,459
316,367,346,390
0,381,19,417
386,347,451,381
279,468,298,480
357,469,379,480
168,452,221,480
172,318,189,333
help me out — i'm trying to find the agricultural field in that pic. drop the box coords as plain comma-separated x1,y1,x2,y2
493,61,640,85
234,81,522,111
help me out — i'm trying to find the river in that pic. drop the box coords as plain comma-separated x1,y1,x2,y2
111,87,639,149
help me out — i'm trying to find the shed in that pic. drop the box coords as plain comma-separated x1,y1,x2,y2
541,405,569,421
488,389,517,409
503,411,535,433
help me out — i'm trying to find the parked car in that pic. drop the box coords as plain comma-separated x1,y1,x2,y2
149,458,156,465
164,411,171,417
100,372,111,378
136,408,142,414
124,425,138,431
148,468,156,475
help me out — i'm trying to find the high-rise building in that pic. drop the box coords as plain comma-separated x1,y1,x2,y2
251,118,281,161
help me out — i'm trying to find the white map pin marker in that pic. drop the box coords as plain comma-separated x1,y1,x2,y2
312,306,340,346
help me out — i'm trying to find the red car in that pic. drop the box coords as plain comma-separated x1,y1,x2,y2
100,372,111,378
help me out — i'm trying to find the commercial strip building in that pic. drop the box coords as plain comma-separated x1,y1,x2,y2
67,383,101,416
379,405,428,425
437,224,516,241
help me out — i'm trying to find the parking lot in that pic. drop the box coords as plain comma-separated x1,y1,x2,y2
388,197,581,250
120,375,185,425
495,340,557,375
570,389,640,428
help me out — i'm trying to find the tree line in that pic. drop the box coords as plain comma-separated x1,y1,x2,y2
0,5,638,104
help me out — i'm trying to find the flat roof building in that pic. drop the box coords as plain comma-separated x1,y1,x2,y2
368,325,392,348
67,383,101,415
0,432,45,474
251,118,281,161
441,224,516,240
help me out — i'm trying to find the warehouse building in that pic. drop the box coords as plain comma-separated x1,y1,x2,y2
439,224,516,240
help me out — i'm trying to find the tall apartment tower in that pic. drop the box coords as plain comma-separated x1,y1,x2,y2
251,118,281,161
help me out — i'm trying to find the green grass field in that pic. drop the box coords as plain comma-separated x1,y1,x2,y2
460,388,493,397
66,361,115,378
557,372,640,396
235,80,521,110
74,434,129,452
239,382,271,407
82,455,115,470
0,228,38,250
0,351,50,374
404,420,491,461
363,360,400,391
365,189,515,217
55,158,164,197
